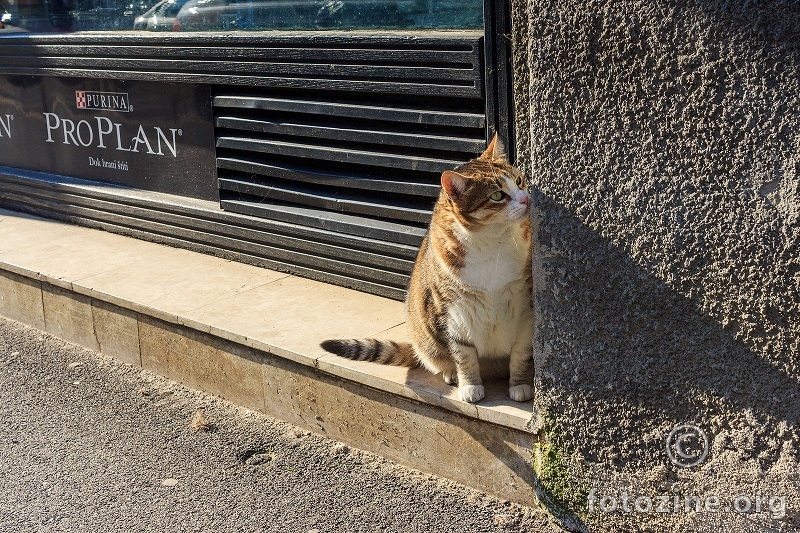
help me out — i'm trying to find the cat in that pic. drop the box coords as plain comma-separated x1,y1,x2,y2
321,134,534,404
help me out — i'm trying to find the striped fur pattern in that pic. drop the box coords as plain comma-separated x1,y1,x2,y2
319,339,416,367
321,134,534,403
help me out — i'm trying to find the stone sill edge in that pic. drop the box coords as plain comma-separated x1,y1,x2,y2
0,259,534,434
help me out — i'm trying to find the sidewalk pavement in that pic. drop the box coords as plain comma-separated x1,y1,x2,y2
0,316,558,533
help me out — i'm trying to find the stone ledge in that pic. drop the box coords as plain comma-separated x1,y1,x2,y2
0,208,538,505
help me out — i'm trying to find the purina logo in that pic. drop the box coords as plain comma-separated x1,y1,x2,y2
75,91,132,112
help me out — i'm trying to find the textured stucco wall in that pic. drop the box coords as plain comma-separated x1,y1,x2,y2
512,1,800,531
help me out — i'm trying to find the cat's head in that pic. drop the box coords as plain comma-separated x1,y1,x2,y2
439,134,530,229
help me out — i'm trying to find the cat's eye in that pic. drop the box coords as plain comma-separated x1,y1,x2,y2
489,191,505,201
515,176,524,188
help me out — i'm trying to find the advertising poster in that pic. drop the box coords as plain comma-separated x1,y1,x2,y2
0,76,217,201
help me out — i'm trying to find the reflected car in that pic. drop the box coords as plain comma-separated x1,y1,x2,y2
133,0,190,30
124,0,152,24
172,0,412,32
0,0,74,31
173,0,311,31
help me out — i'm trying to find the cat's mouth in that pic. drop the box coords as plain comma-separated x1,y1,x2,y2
509,203,530,221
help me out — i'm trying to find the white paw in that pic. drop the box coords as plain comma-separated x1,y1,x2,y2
509,384,533,402
459,384,485,403
442,369,458,385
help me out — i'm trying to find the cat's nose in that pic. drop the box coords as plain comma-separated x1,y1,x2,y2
519,195,529,205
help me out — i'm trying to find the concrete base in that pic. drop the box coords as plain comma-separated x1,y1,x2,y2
0,208,540,509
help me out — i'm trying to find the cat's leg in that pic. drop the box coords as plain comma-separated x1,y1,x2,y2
419,356,457,385
508,333,534,402
413,337,458,385
440,361,458,385
450,342,484,403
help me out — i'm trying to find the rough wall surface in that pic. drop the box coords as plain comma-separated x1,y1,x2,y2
512,1,800,531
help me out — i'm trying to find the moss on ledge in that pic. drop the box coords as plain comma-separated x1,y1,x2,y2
531,412,591,532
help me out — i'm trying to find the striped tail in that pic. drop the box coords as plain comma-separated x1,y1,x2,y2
320,339,417,367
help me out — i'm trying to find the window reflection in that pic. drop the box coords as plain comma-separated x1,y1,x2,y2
0,0,482,32
1,0,75,31
134,0,189,31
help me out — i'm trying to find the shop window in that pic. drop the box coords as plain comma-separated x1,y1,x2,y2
0,0,483,33
0,0,512,298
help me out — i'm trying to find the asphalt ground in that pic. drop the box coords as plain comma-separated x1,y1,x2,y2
0,316,559,533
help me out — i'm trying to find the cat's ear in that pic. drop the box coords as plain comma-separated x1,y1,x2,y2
481,133,507,161
441,170,468,200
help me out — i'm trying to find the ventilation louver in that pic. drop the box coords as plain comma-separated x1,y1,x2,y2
214,37,486,298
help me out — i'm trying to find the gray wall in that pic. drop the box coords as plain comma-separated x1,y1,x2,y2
512,1,800,530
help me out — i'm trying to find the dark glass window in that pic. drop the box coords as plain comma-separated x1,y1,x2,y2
0,0,482,33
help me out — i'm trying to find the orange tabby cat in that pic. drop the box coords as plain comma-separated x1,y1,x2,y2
321,134,534,403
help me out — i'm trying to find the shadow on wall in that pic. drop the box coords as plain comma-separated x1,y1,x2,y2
530,194,800,530
536,192,800,457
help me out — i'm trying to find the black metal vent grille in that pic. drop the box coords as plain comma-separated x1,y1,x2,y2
0,32,490,298
0,33,484,95
214,36,487,296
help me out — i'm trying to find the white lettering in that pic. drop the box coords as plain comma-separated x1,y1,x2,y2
44,112,60,142
587,488,597,513
634,496,653,513
684,495,702,512
75,120,94,147
42,112,177,156
79,92,130,111
130,125,154,154
115,123,131,152
0,114,12,138
599,496,616,513
61,118,78,145
733,495,752,513
769,496,786,519
654,495,670,513
619,491,631,513
705,495,720,512
155,127,178,157
95,116,113,148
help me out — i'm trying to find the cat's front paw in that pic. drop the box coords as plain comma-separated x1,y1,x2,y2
509,384,533,402
442,368,458,385
459,384,485,403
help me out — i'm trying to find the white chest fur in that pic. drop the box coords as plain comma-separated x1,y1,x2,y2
447,222,532,360
457,222,529,291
